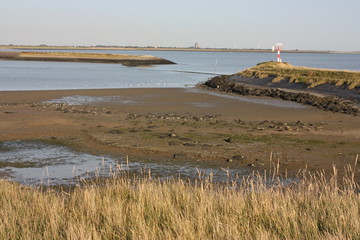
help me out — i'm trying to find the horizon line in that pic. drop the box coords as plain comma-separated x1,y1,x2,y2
1,44,359,53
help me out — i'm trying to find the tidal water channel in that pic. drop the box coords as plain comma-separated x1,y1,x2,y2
0,141,250,186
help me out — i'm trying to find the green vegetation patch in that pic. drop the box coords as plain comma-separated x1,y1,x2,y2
238,61,360,89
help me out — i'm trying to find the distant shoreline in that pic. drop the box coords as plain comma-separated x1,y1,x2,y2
1,45,359,54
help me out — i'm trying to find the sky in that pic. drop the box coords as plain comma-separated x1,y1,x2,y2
1,0,359,51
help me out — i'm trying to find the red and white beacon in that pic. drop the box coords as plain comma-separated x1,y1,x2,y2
272,43,283,62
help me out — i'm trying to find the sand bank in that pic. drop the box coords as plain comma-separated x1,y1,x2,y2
0,51,175,66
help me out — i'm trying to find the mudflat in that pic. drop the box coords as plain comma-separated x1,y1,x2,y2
1,88,359,178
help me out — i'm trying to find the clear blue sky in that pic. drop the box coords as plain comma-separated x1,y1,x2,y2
1,0,359,51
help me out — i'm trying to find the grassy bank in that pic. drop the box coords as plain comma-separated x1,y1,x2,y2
1,165,359,239
0,51,175,66
238,62,360,89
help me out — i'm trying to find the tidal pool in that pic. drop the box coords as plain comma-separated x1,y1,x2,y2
187,88,309,109
0,141,250,186
45,95,136,106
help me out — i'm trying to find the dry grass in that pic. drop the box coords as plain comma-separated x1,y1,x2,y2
0,159,359,240
238,61,360,89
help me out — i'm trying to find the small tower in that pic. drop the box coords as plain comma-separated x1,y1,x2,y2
194,42,200,49
272,43,283,62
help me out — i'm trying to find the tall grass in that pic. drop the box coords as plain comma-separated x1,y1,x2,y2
0,162,359,240
238,61,360,89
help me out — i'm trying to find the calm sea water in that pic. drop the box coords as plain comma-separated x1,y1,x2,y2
1,49,360,91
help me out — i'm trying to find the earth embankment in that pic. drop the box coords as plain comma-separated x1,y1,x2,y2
200,62,360,115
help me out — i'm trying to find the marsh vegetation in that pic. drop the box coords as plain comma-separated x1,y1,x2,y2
0,163,359,240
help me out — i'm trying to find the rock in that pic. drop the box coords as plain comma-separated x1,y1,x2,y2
227,155,245,164
168,141,178,146
178,137,192,142
232,155,245,161
169,133,177,138
108,130,123,134
183,143,195,147
173,153,186,158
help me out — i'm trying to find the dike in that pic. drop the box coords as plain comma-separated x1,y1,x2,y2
200,75,359,115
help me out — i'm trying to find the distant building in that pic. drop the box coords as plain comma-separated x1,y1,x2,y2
194,42,200,49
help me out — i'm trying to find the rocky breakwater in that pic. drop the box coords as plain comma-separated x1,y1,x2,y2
200,73,359,115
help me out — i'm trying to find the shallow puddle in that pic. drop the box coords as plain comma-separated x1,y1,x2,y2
0,141,250,186
191,102,215,108
187,88,309,109
45,95,135,106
